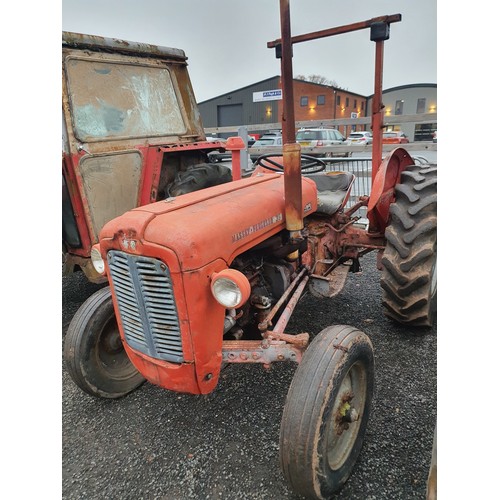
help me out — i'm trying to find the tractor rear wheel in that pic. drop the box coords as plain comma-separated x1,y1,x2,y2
64,286,146,399
381,164,437,327
279,325,374,499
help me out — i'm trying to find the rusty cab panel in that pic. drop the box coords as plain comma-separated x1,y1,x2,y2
62,32,213,282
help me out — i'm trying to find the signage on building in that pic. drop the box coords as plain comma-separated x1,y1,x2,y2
253,89,283,102
351,112,358,119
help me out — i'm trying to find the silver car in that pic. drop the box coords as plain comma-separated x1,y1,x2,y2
296,128,348,158
346,131,373,145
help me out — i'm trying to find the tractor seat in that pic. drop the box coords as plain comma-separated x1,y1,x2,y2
306,171,355,215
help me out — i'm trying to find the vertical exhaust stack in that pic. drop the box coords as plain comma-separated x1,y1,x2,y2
278,0,303,260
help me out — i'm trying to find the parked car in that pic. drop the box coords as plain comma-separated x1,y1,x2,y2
207,136,256,162
252,135,283,146
432,130,437,143
382,131,409,144
207,137,229,162
249,134,283,161
205,136,227,143
296,127,348,157
346,131,373,145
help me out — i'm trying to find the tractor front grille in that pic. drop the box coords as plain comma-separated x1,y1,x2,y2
107,250,184,363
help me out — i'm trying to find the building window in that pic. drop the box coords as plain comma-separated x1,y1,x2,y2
416,98,426,114
300,96,308,107
361,101,364,111
317,95,325,105
414,123,436,142
354,99,357,108
336,95,341,105
395,100,404,115
345,97,350,107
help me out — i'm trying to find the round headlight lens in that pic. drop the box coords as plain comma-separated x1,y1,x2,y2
212,278,242,308
90,246,106,275
211,269,251,308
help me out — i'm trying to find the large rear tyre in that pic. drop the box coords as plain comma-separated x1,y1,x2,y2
167,163,232,197
279,325,374,499
64,287,146,399
381,164,437,327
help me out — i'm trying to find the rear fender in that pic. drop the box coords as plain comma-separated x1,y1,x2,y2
367,148,414,233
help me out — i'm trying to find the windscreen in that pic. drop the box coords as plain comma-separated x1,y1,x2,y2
65,58,186,142
254,139,276,146
296,130,321,141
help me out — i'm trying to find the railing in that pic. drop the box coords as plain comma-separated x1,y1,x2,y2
239,142,434,221
247,142,436,158
205,113,437,136
316,154,432,219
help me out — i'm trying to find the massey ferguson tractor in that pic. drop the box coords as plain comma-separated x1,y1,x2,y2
64,4,436,499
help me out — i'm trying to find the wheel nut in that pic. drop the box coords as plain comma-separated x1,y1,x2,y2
345,408,359,423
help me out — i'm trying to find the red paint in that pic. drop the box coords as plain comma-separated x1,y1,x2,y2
99,175,318,394
367,147,415,233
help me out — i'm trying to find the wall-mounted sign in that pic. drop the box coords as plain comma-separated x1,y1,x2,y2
351,112,358,119
253,89,283,102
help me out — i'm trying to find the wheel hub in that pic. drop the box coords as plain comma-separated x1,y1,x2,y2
101,328,123,354
335,391,359,435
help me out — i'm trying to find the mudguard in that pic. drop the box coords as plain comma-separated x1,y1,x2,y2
367,147,415,234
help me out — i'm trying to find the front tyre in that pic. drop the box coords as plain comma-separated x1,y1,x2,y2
64,287,146,398
280,325,374,499
381,164,437,327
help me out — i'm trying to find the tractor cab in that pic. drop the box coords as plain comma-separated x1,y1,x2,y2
62,32,236,282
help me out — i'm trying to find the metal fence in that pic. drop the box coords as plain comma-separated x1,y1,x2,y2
316,155,432,218
242,153,432,220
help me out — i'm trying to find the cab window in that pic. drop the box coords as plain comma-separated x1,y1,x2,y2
65,58,186,142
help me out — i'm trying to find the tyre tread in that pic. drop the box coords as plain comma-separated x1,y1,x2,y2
381,164,437,327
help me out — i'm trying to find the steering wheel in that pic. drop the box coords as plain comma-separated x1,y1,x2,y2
256,154,326,174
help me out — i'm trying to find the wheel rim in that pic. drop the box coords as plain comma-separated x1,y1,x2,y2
326,361,367,471
96,317,138,381
430,260,437,297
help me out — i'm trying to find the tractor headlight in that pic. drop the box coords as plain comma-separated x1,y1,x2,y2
211,269,251,308
91,245,106,275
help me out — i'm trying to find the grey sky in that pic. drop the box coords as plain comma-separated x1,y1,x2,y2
62,0,437,103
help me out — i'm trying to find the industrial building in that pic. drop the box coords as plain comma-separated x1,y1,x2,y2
198,77,436,142
367,83,437,141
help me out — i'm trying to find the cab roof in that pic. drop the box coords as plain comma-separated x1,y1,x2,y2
62,31,187,62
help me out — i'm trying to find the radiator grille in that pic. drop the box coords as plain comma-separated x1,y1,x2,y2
107,250,184,363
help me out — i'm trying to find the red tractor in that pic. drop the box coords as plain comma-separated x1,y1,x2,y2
64,5,436,499
62,31,243,283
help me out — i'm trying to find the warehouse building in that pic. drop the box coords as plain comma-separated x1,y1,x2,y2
198,76,368,138
366,83,437,141
198,77,436,142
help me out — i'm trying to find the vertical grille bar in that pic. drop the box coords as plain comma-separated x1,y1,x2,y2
107,250,184,363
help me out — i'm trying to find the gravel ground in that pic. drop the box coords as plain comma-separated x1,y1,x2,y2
62,252,437,499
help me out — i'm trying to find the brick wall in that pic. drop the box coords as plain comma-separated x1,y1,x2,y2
276,78,367,136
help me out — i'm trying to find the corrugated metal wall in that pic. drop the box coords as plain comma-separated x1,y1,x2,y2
198,76,281,137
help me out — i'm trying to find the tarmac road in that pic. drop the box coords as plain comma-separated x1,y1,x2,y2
62,251,437,500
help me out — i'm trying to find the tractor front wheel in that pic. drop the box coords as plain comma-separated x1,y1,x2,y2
64,286,146,398
381,164,437,327
279,325,374,499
